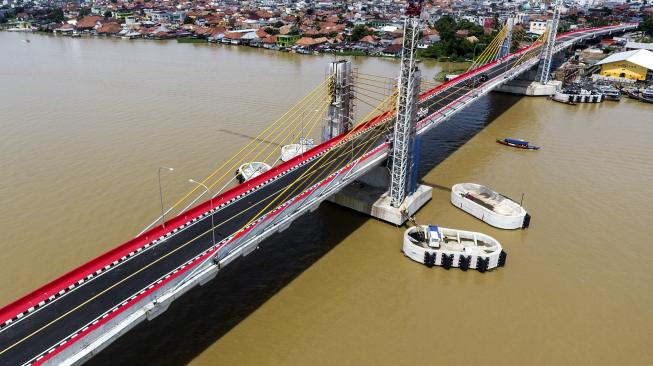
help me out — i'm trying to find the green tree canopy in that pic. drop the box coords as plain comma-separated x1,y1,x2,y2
264,27,279,35
639,16,653,37
351,24,374,41
47,8,65,23
420,16,497,61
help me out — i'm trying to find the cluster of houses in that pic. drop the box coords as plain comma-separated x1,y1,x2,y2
3,0,651,57
38,1,446,57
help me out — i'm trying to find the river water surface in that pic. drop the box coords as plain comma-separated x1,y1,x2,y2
2,32,653,365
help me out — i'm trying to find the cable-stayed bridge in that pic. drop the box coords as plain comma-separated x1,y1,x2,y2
0,22,636,366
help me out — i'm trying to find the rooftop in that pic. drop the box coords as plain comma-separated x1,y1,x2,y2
596,49,653,71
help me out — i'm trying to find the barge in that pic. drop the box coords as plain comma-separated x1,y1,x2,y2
553,88,604,104
403,225,506,272
451,183,530,229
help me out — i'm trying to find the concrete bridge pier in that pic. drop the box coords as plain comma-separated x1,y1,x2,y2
495,70,563,96
327,19,432,226
328,164,432,226
494,52,565,96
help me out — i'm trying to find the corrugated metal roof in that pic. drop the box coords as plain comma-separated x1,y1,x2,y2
625,41,653,51
596,49,653,70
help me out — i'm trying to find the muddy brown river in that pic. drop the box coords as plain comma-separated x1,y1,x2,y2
2,32,652,365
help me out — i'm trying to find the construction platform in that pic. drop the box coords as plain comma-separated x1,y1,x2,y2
328,165,432,225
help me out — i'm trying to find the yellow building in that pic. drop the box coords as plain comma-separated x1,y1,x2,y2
596,49,653,81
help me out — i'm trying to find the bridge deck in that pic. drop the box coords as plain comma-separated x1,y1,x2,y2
0,24,634,366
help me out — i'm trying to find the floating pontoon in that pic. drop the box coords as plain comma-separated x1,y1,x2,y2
451,183,530,229
403,225,506,272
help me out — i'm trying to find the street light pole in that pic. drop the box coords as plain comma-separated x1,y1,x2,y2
189,179,216,248
158,166,174,228
470,42,487,89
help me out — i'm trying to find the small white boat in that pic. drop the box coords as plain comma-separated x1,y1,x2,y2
451,183,530,229
403,225,506,272
236,162,271,183
280,143,313,162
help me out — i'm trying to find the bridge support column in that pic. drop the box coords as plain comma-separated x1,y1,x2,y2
327,17,432,225
495,3,563,97
498,16,514,59
538,1,561,85
322,60,353,142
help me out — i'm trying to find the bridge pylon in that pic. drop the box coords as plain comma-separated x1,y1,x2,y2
538,0,562,84
498,16,514,59
389,16,422,208
327,4,432,225
322,60,354,142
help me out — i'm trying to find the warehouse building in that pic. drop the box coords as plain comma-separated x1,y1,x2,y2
596,49,653,81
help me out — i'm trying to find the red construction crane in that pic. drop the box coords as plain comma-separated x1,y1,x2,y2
405,1,423,18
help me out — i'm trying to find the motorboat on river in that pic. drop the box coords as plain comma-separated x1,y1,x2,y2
403,225,506,272
496,137,540,150
236,162,271,183
451,183,530,229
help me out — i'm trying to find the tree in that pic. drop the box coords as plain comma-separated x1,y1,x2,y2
434,15,457,38
419,16,495,61
264,27,279,35
351,24,373,41
639,16,653,37
183,16,195,25
274,20,284,28
47,8,65,23
77,7,91,20
103,10,112,19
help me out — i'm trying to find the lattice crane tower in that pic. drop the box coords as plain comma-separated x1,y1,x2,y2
389,0,423,208
539,0,562,84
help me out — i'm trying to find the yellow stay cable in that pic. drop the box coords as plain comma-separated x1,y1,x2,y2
513,30,547,67
239,93,397,231
207,78,330,177
467,26,507,71
236,87,329,170
256,97,330,166
166,77,332,214
473,26,508,67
